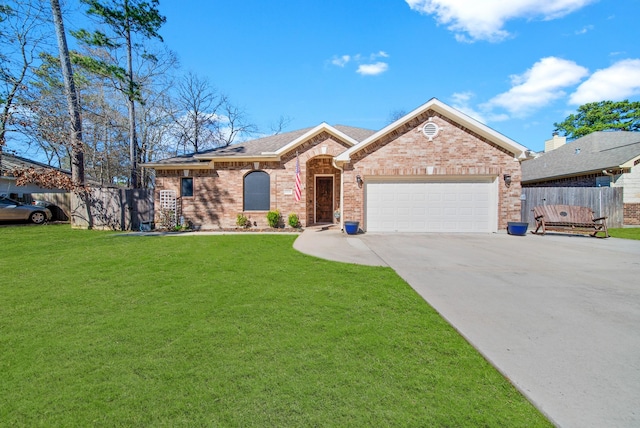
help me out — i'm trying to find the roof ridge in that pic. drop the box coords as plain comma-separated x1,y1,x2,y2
599,140,640,152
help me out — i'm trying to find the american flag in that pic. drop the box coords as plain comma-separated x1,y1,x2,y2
294,154,302,202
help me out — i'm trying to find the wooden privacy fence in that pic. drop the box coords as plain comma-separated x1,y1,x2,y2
72,188,154,231
521,187,623,228
29,192,71,221
33,188,154,231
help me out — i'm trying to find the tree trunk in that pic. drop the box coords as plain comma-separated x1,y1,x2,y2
124,0,139,188
50,0,85,187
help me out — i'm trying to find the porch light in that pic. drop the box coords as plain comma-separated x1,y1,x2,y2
503,174,512,187
356,175,363,188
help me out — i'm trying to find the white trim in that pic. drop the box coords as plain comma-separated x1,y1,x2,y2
275,123,359,157
331,158,345,230
336,98,529,163
621,153,640,168
314,174,334,224
364,175,496,183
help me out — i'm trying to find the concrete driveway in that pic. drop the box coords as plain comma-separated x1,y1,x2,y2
294,230,640,428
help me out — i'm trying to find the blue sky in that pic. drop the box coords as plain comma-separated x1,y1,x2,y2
156,0,640,152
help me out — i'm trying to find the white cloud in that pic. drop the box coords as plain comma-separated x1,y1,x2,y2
575,24,594,35
356,62,389,76
569,59,640,104
372,50,389,59
405,0,596,42
330,51,391,76
331,55,351,67
484,56,588,117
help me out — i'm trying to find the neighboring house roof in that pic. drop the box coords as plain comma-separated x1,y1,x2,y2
1,152,73,195
336,98,529,163
1,152,71,176
144,123,375,167
521,131,640,183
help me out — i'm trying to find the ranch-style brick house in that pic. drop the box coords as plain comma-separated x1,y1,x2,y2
144,98,529,232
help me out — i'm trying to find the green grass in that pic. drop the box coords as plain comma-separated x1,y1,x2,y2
0,225,550,427
609,227,640,240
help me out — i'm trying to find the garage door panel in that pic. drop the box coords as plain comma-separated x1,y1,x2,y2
366,180,496,233
474,206,489,215
411,207,426,215
455,208,470,217
428,207,442,216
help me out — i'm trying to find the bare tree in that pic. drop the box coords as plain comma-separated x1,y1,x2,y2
30,49,130,184
135,47,178,187
173,72,223,153
0,1,49,169
50,0,84,186
388,108,407,124
269,114,293,135
215,99,257,147
172,72,257,152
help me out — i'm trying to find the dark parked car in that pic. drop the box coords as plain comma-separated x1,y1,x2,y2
0,196,52,224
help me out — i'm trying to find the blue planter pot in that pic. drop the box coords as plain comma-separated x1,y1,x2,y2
344,221,359,235
507,222,529,236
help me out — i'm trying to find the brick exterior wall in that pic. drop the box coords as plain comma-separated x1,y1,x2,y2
341,111,522,231
154,133,349,229
624,203,640,225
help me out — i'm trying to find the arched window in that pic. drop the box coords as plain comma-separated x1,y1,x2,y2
244,171,270,211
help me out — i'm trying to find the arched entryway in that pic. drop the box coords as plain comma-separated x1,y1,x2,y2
306,157,341,225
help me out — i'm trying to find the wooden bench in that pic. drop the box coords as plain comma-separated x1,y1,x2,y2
532,205,609,238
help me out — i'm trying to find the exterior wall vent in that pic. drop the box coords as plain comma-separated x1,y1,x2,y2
422,120,439,141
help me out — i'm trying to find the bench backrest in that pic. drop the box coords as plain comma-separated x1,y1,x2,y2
533,205,595,223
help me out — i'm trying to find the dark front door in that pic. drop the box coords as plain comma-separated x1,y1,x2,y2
315,176,333,223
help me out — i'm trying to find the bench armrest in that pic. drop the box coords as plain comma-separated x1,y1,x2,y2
593,216,608,221
532,211,544,220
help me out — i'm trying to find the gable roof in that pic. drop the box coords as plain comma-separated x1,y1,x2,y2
335,98,529,163
521,131,640,183
144,123,375,167
1,152,71,176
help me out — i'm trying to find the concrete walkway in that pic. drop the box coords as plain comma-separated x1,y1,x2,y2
294,227,640,428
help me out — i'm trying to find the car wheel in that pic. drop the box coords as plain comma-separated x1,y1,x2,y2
30,211,46,224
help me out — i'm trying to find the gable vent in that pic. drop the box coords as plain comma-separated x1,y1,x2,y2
422,121,439,141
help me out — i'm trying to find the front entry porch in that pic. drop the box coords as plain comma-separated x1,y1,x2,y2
305,157,341,226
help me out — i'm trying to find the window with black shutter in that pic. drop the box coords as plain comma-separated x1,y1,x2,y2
244,171,270,211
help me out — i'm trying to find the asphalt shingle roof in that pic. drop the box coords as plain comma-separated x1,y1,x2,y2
521,131,640,183
0,152,71,175
150,124,376,165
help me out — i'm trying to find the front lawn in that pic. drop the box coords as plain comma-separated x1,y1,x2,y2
0,226,550,427
609,227,640,240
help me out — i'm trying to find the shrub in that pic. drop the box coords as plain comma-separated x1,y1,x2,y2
288,213,300,228
158,208,176,230
266,210,281,228
236,213,251,228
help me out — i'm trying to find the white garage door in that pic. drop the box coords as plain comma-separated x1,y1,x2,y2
365,180,497,233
